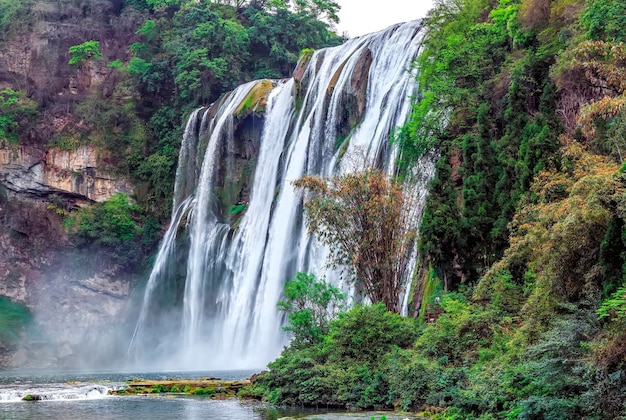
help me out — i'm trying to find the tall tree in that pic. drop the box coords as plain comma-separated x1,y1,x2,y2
293,168,421,313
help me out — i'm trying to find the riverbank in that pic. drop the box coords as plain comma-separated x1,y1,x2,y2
109,377,250,397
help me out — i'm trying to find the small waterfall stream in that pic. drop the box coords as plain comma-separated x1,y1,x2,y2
128,20,433,370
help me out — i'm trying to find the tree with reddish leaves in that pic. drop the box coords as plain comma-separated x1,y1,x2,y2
293,168,421,313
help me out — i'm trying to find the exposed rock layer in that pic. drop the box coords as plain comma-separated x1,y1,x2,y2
0,0,142,368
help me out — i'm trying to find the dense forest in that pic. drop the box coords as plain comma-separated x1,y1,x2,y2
243,0,626,418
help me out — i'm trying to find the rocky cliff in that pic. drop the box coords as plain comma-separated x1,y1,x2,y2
0,0,144,368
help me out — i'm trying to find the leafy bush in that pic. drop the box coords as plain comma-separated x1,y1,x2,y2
63,193,157,268
324,303,416,363
598,286,626,320
251,301,416,409
278,272,346,348
581,0,626,42
68,40,103,66
0,88,38,145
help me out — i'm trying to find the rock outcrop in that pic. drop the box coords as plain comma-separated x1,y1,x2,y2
0,0,143,369
0,145,132,204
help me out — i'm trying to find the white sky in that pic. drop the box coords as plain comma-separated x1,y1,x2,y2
335,0,434,38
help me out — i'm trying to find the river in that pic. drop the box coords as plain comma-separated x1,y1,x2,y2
0,370,422,419
0,370,280,419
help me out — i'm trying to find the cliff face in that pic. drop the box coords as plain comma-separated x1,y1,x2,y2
0,0,140,111
0,0,143,368
0,0,142,202
0,146,132,203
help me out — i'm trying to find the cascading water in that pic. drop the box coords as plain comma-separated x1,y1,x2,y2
128,20,433,370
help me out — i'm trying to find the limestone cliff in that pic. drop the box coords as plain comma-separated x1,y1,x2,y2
0,0,143,368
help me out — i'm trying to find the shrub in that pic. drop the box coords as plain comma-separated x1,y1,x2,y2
294,169,422,312
62,193,155,268
68,41,102,66
277,272,346,348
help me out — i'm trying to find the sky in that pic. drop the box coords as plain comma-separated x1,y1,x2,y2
335,0,435,38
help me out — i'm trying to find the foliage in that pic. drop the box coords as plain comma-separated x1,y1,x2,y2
228,203,246,216
561,40,626,162
0,0,31,36
63,192,159,268
68,40,103,66
403,0,563,287
0,296,32,348
0,88,37,145
277,272,346,348
249,301,416,409
293,169,421,312
581,0,626,42
598,285,626,320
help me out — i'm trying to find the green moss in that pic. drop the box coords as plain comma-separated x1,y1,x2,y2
191,387,215,396
151,384,169,393
228,203,246,216
336,134,351,162
48,134,83,151
235,80,273,119
298,48,314,66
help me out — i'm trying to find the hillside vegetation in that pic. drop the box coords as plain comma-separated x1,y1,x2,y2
246,0,626,418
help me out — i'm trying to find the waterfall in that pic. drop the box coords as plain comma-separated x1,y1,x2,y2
128,20,433,370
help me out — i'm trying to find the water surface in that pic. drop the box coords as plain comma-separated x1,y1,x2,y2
0,370,422,419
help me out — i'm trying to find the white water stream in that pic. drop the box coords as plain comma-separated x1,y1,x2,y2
128,21,432,370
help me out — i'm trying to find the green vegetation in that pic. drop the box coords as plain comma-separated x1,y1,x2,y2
113,378,248,396
0,88,38,145
68,40,102,66
277,272,346,348
0,296,32,348
62,192,160,268
228,204,246,216
0,0,31,36
249,300,416,408
248,0,626,418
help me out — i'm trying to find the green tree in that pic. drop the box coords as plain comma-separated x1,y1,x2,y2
278,272,346,348
68,40,103,66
